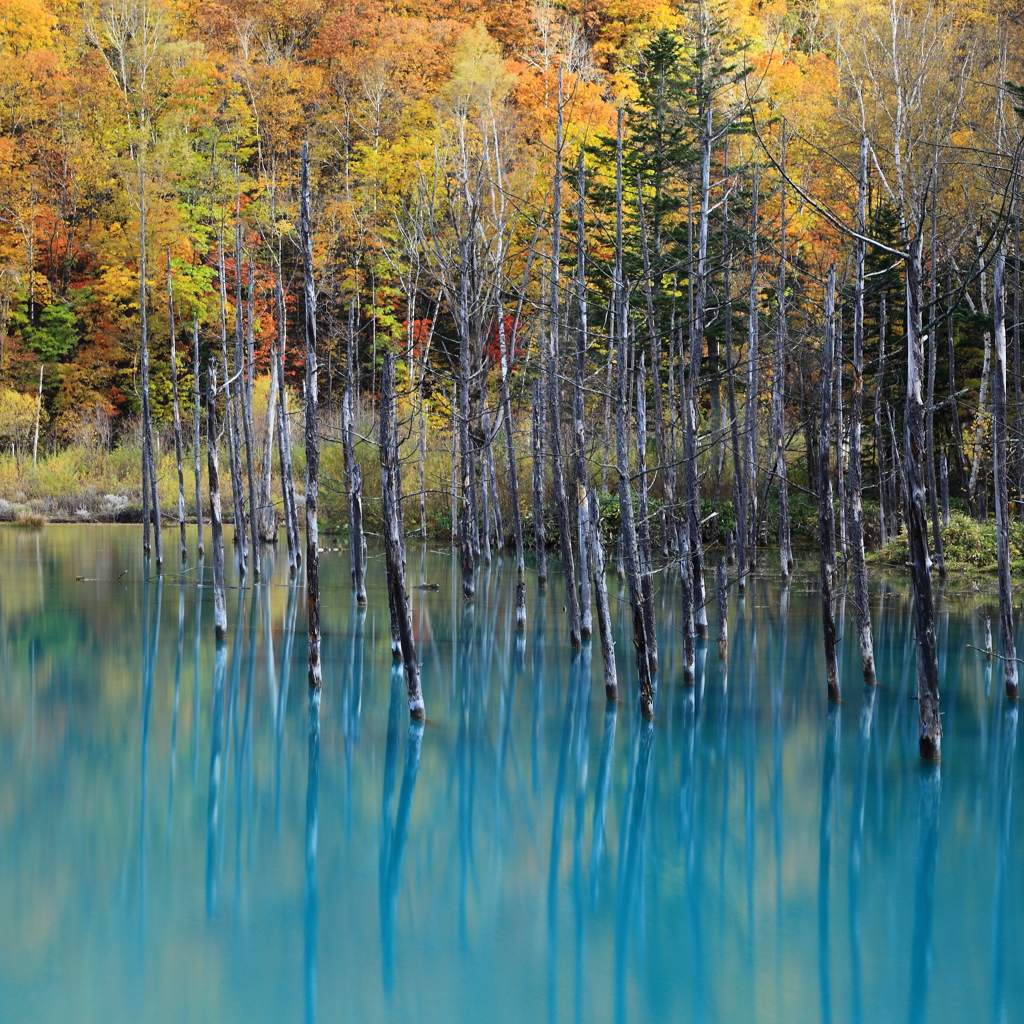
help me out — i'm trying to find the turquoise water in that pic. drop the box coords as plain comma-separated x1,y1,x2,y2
0,525,1020,1024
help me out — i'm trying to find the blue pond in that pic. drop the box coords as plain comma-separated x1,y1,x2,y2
0,525,1020,1024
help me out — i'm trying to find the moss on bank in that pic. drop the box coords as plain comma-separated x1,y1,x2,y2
867,512,1024,576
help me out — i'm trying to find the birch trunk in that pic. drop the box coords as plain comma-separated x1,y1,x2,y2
614,110,655,718
299,142,322,692
206,361,227,641
818,265,840,702
381,351,426,719
850,139,876,685
192,319,204,557
532,380,547,588
343,300,366,605
167,251,187,563
992,249,1019,699
587,488,617,701
905,238,942,759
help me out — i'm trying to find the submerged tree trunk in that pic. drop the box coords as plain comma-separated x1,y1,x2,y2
257,338,279,544
773,169,793,577
992,249,1019,700
498,308,526,630
166,251,187,563
300,142,322,692
218,234,246,575
744,165,760,575
240,242,262,580
547,87,582,650
139,165,162,568
905,238,942,759
818,265,840,702
531,380,547,588
193,319,204,558
635,357,658,675
587,488,617,702
850,138,876,685
381,351,426,719
275,275,300,575
206,361,227,641
614,111,654,719
343,300,366,605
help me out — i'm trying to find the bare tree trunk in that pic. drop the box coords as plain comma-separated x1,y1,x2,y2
992,249,1019,699
456,237,476,601
300,142,322,692
218,234,246,574
193,319,204,557
946,279,967,496
167,251,187,563
905,238,942,759
32,363,42,469
969,237,992,516
614,111,654,719
547,82,581,649
850,138,876,685
575,155,593,641
497,312,526,629
874,296,890,548
586,488,617,701
744,165,760,575
381,351,426,718
531,380,547,589
773,166,793,577
717,559,728,660
818,265,840,702
206,361,227,641
275,275,300,574
836,312,848,562
343,300,366,605
257,333,279,544
139,165,162,568
240,242,262,580
635,357,658,674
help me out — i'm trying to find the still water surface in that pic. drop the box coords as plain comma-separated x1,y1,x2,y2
0,525,1020,1024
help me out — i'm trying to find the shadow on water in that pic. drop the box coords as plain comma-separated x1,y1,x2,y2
379,661,424,999
305,686,321,1024
908,762,941,1024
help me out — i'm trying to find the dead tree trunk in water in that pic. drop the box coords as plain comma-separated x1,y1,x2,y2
586,488,617,701
139,165,162,568
218,234,246,575
166,250,187,563
381,351,426,719
531,380,547,588
818,265,840,702
744,165,760,575
546,81,582,649
905,238,942,759
275,275,300,574
992,249,1019,699
574,155,593,641
716,559,728,660
240,242,262,580
456,237,476,601
343,300,367,605
614,111,654,719
498,309,526,629
192,320,204,557
299,142,322,692
773,161,793,578
635,356,658,674
257,300,279,545
850,138,876,685
206,361,227,641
